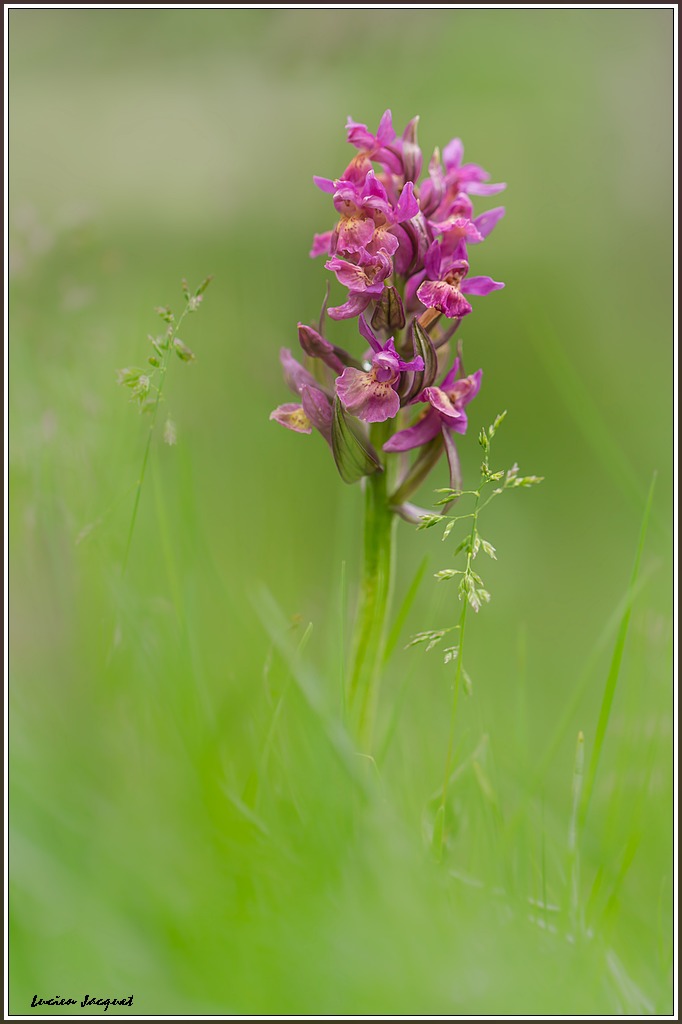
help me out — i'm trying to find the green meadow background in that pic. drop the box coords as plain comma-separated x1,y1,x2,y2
9,8,674,1016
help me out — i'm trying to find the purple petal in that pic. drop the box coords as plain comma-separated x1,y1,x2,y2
310,231,334,258
440,237,468,262
326,255,371,292
422,386,468,429
358,314,383,353
460,276,505,296
333,178,364,206
405,270,427,309
457,162,490,184
301,385,332,443
335,367,400,423
335,216,376,253
441,426,463,495
327,292,372,321
383,408,442,452
393,181,419,222
397,353,425,374
371,350,401,383
442,138,464,171
346,118,375,151
341,153,374,186
327,254,389,297
269,403,312,434
452,193,475,218
365,225,399,258
441,256,469,277
451,368,483,407
360,170,391,210
373,147,404,176
416,280,472,320
346,110,395,154
313,176,337,194
280,348,318,396
472,207,505,239
376,108,394,146
438,358,461,391
424,240,443,281
465,181,507,196
392,224,415,277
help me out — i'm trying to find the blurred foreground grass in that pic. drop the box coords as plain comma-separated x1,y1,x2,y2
9,8,674,1015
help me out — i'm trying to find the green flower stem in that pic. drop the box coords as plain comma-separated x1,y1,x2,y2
348,419,397,753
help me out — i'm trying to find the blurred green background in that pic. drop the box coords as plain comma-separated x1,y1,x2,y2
9,8,674,1015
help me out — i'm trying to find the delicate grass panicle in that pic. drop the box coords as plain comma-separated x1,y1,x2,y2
118,276,211,569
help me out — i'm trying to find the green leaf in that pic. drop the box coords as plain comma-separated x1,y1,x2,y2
330,397,383,484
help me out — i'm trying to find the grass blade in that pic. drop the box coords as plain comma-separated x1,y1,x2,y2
252,583,368,791
579,474,656,827
384,554,429,660
567,730,585,939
